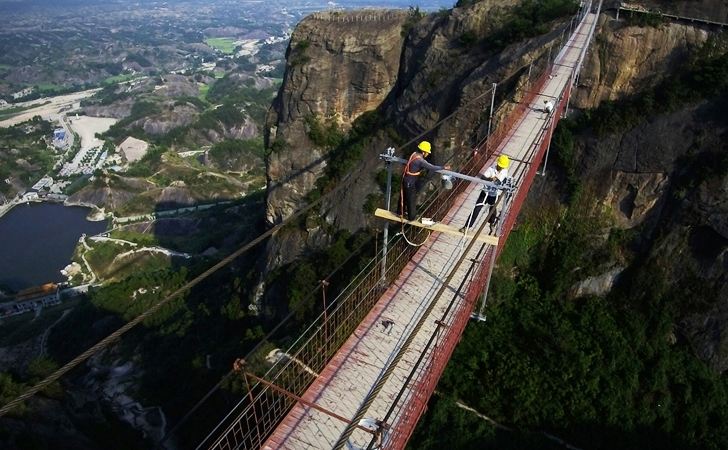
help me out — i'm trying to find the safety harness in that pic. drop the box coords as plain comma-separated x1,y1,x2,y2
403,152,423,177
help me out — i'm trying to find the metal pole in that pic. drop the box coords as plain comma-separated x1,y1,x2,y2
321,280,330,353
241,370,263,448
485,83,497,154
380,149,394,284
565,69,576,117
476,249,497,319
540,113,557,176
556,30,565,62
476,189,510,319
380,154,514,192
546,46,552,68
568,16,575,38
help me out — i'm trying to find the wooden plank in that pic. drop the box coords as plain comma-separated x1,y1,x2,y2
374,208,499,246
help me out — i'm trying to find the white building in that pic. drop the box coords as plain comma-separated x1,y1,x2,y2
22,191,39,201
32,176,54,191
0,283,61,318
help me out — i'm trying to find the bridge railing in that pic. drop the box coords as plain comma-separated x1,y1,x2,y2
200,118,495,450
497,81,571,256
379,58,561,449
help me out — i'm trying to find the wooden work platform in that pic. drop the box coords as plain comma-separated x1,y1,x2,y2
373,208,500,246
263,10,598,450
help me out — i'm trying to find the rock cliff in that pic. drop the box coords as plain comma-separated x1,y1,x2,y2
573,16,709,108
265,9,410,227
630,0,728,22
568,96,728,371
564,11,728,371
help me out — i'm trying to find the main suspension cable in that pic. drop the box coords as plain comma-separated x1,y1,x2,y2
0,178,344,418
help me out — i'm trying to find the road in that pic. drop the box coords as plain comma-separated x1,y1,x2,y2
39,310,71,357
88,236,138,247
0,88,100,128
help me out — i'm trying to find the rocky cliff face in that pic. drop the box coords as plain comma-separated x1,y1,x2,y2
566,12,728,371
573,16,709,108
569,97,728,369
633,0,728,22
265,9,410,227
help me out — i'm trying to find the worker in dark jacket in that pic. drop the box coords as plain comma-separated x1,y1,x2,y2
401,141,447,221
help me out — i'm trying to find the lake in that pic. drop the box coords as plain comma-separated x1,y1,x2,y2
0,202,107,292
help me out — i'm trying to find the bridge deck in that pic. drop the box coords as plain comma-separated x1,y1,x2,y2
264,11,598,450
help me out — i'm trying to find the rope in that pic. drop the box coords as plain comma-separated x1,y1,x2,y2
0,177,348,418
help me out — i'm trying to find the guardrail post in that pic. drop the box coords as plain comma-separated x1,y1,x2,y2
538,113,557,176
380,148,395,284
485,83,497,154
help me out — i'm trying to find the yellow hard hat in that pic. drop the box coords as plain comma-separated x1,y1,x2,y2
496,155,510,169
418,141,431,154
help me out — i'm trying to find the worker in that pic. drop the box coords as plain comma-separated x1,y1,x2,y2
401,141,448,221
543,100,554,117
460,154,510,234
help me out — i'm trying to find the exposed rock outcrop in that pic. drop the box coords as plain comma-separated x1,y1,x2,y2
265,9,410,227
138,104,199,136
68,177,154,212
570,266,625,298
83,99,134,119
573,17,709,108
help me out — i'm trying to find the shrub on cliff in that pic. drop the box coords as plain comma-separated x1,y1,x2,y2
305,115,344,149
583,36,728,137
485,0,580,50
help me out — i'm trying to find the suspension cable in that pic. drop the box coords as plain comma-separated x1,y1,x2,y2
158,231,377,445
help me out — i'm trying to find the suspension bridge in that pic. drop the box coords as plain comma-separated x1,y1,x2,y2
200,2,602,449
